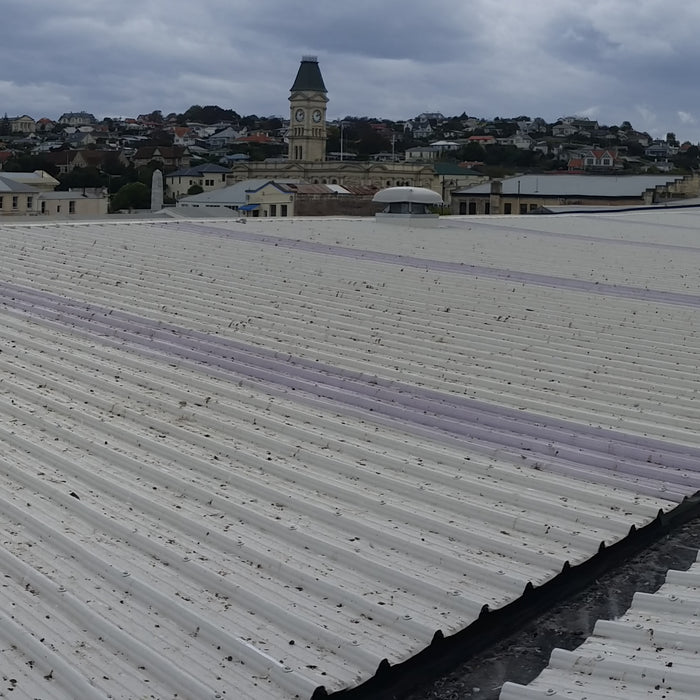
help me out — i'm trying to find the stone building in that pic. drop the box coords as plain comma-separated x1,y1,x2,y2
226,56,445,198
452,174,700,215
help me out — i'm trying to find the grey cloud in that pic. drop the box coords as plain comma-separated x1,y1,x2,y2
1,0,700,142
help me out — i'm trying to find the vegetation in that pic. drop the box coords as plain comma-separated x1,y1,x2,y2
111,181,150,212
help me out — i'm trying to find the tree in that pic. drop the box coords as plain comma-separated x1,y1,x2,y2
111,181,150,212
181,105,240,125
143,110,164,124
666,132,679,147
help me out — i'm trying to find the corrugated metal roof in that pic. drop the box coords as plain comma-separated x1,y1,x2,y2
0,175,40,193
177,179,272,205
1,210,700,698
500,553,700,699
455,174,683,197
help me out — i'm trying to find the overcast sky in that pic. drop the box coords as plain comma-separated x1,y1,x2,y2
2,0,700,142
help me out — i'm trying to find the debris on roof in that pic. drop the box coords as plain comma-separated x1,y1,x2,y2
1,208,700,698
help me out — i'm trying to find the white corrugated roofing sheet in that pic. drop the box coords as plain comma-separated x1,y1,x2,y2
500,553,700,699
1,209,700,698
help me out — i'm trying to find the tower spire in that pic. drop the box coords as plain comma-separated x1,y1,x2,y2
288,56,328,162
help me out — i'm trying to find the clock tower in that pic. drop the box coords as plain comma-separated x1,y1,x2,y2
288,56,328,162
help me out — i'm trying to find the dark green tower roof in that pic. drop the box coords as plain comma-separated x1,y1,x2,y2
290,56,327,93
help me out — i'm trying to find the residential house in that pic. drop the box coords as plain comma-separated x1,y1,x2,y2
645,140,677,160
0,173,107,217
207,127,245,150
430,140,460,153
11,115,36,134
405,141,459,162
517,118,547,134
45,149,128,175
165,163,231,199
404,115,437,140
35,118,56,133
561,116,600,130
622,130,651,148
405,145,442,161
171,127,197,147
131,145,191,171
64,131,98,149
0,175,39,215
175,178,273,215
2,170,60,191
58,112,97,126
552,122,578,138
500,132,534,150
39,190,108,217
567,148,620,172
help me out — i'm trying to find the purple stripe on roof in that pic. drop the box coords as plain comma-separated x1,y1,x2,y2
3,280,700,503
443,217,700,253
154,222,700,309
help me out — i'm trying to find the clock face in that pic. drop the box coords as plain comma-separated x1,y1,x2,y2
295,108,305,122
312,109,322,123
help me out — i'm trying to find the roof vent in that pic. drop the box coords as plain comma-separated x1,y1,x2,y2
373,186,443,225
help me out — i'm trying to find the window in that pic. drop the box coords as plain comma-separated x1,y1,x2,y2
281,204,288,217
0,196,3,209
468,202,477,215
69,200,76,214
519,203,527,214
269,204,277,216
504,203,512,214
27,196,33,210
205,179,214,187
12,196,18,210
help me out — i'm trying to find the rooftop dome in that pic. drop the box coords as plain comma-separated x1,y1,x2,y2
372,186,443,205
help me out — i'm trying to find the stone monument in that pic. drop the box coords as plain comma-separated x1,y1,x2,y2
151,169,163,212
